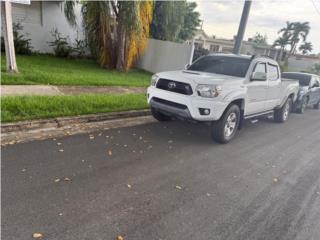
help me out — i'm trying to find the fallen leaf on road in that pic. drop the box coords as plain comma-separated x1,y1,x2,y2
117,236,124,240
273,177,279,183
64,177,72,182
175,185,182,190
58,149,64,152
32,233,43,239
108,150,112,156
54,178,61,183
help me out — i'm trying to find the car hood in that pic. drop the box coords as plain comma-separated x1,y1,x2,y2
157,70,244,85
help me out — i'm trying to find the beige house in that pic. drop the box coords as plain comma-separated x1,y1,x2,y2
189,30,286,61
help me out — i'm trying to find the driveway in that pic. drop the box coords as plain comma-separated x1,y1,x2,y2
2,110,320,240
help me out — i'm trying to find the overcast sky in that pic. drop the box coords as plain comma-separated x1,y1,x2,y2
195,0,320,53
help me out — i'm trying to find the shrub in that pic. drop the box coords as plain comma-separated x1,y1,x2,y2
1,22,33,54
48,28,73,57
72,36,88,58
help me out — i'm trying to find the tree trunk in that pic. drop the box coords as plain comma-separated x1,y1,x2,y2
116,26,126,71
1,1,18,73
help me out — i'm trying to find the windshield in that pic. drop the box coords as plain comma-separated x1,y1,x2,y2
187,55,251,78
281,73,311,86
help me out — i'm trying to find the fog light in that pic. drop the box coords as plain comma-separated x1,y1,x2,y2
199,108,210,115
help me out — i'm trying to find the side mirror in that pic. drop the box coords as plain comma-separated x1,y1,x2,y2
251,72,267,81
184,63,190,70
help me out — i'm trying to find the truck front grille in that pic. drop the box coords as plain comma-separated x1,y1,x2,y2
156,79,193,95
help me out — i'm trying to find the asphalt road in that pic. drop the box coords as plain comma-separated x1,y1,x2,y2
2,110,320,240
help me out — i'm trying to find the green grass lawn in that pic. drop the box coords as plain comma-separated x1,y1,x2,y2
1,54,151,87
1,94,148,122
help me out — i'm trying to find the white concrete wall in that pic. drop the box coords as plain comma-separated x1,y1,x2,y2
136,38,194,73
12,1,84,53
288,56,320,72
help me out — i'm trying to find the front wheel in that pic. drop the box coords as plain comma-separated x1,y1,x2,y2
211,104,240,144
296,97,307,114
274,98,292,123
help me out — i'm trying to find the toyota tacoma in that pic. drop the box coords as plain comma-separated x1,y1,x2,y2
147,54,299,143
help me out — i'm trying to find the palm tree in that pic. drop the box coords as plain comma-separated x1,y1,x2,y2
299,42,313,55
289,21,310,55
64,1,153,71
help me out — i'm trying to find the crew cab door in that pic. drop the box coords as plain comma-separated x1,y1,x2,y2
309,77,320,104
245,62,268,115
265,63,281,109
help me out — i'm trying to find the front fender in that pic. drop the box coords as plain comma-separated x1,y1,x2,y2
222,89,247,106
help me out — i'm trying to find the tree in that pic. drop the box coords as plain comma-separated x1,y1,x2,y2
150,1,185,42
252,32,268,45
1,1,18,73
289,22,310,55
299,42,313,55
150,1,200,42
65,1,153,71
178,2,201,41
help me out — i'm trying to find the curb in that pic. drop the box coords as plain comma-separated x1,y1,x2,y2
1,109,151,134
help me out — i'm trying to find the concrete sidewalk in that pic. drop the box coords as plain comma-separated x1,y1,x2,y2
1,85,146,96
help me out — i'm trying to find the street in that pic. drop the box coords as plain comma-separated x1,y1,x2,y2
2,110,320,240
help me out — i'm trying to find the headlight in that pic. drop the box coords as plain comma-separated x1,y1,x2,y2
151,74,159,86
196,84,222,98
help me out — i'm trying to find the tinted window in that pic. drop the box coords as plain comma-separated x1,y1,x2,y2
188,56,251,77
268,64,279,81
281,73,311,86
254,63,267,73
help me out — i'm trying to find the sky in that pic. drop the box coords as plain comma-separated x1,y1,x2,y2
195,0,320,53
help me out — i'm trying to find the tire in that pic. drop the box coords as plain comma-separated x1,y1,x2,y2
151,108,171,121
211,104,241,144
314,102,320,109
296,97,307,114
274,97,292,123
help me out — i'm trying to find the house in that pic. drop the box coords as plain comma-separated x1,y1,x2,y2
10,1,83,53
188,29,287,61
288,54,320,72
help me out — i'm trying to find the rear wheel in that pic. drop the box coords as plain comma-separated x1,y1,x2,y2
274,98,292,123
211,104,240,144
151,108,171,121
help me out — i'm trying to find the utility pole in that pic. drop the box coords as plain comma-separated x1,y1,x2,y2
1,1,18,73
233,0,252,55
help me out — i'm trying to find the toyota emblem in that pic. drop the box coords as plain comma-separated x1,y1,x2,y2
168,82,176,89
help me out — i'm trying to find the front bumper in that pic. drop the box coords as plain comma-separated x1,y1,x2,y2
147,86,228,121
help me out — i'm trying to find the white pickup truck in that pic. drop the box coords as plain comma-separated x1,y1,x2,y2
147,54,299,143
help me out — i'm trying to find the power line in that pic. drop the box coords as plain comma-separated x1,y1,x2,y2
310,0,320,16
